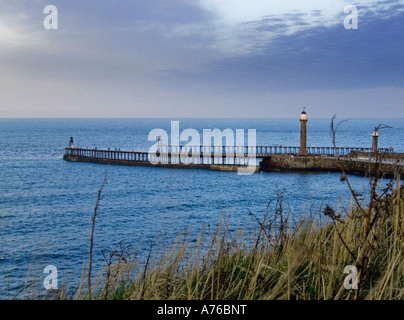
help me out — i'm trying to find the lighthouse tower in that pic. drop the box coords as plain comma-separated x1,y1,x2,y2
372,128,379,152
69,137,74,148
299,109,308,155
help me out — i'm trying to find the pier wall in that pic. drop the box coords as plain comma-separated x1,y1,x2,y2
260,154,403,178
63,154,260,173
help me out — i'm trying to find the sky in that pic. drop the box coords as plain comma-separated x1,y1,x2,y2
0,0,403,118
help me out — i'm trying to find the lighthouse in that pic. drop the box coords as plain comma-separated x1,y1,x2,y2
372,128,379,152
299,109,308,155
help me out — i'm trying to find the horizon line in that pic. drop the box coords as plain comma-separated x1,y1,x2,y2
1,116,404,120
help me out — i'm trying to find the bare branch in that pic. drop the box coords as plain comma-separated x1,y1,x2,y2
88,169,108,300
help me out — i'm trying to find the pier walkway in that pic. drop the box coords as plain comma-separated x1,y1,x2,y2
63,145,399,175
64,145,393,164
65,145,393,159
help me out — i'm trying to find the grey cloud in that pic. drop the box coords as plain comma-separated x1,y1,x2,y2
184,5,404,93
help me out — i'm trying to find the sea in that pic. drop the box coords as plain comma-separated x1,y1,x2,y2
0,118,403,299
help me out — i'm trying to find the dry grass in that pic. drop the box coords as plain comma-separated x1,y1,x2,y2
81,175,403,300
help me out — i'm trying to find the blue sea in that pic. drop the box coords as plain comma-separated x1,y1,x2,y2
0,118,403,299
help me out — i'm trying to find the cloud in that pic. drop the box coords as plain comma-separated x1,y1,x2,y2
156,3,404,94
195,0,404,54
0,0,403,118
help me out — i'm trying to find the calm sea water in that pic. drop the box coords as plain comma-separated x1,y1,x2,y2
0,118,403,299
